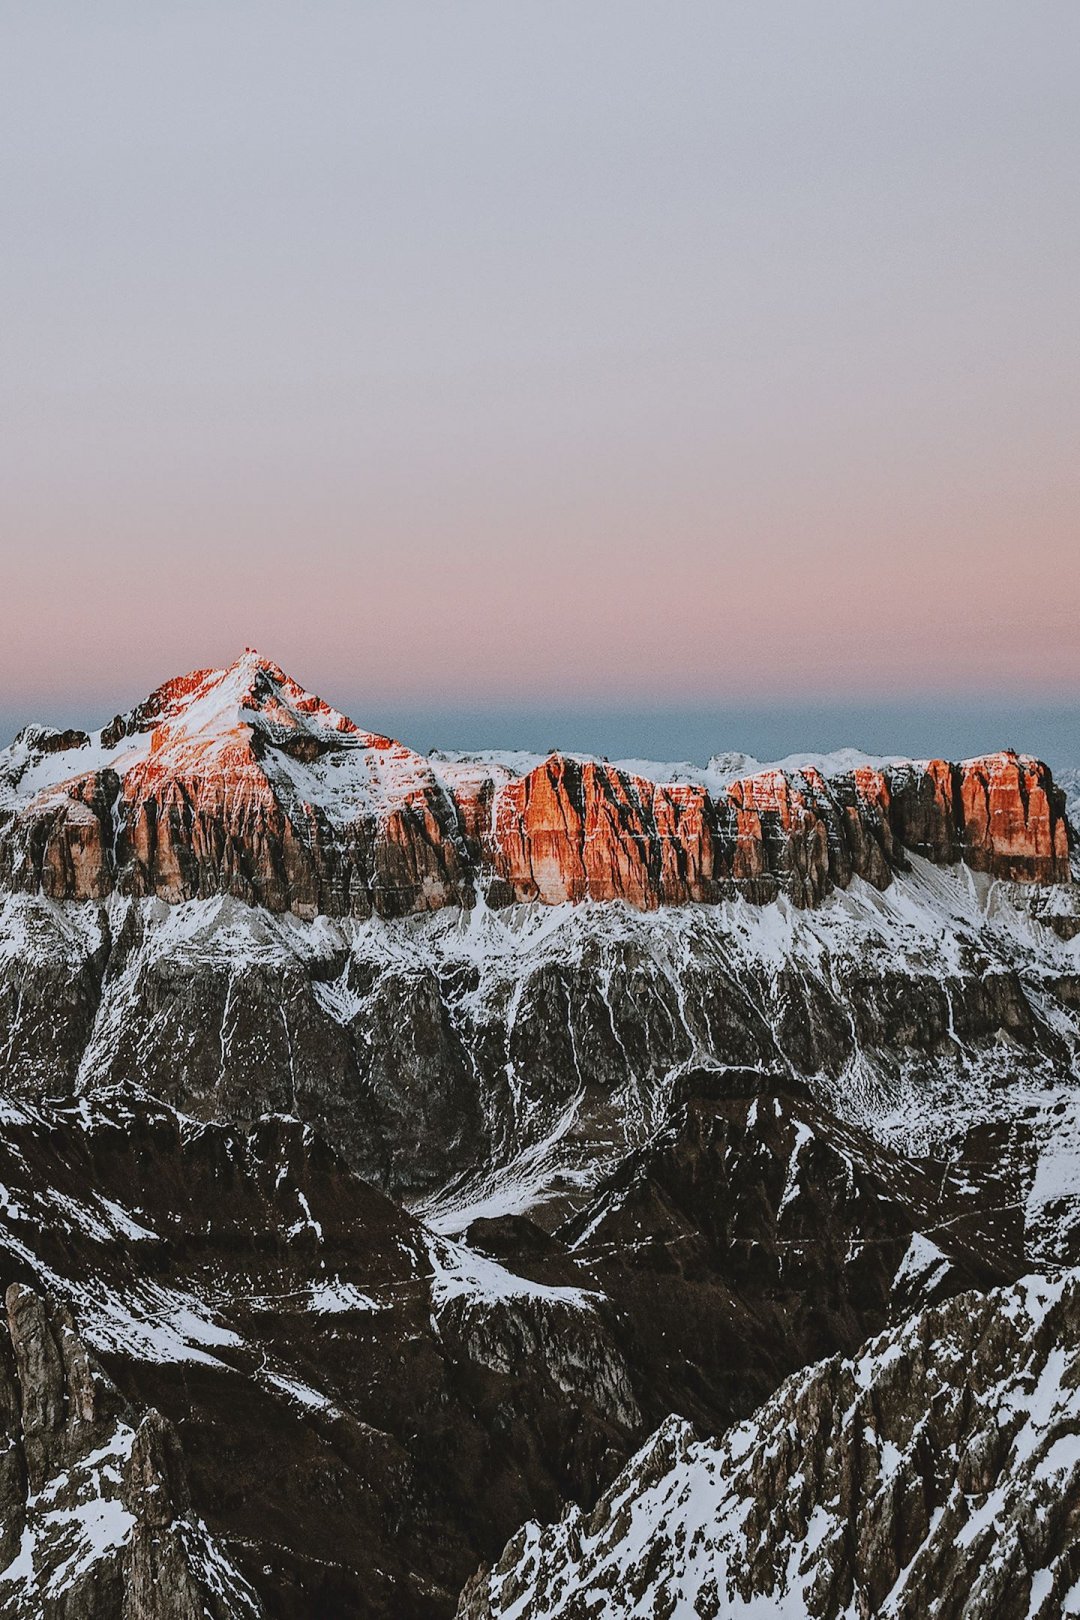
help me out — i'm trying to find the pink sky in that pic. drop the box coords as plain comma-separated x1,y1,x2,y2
2,4,1078,721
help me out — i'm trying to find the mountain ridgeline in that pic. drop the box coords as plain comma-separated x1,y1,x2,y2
0,653,1072,917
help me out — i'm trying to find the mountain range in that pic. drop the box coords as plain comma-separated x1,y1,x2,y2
0,653,1077,1617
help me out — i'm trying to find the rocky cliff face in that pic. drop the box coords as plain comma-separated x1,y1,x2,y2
553,1075,1017,1432
0,653,1071,918
458,1273,1080,1620
0,1095,641,1619
0,654,473,918
2,850,1078,1258
0,1284,261,1619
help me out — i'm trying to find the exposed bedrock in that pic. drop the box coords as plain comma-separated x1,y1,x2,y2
0,1102,640,1619
0,1074,1020,1619
0,656,1071,916
0,1284,261,1620
1,872,1078,1269
480,1077,1019,1437
457,1274,1080,1620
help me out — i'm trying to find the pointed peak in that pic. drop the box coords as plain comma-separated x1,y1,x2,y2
228,647,284,679
101,655,369,755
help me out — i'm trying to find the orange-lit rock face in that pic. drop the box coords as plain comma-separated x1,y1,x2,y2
957,752,1071,884
0,654,473,918
884,753,1071,884
725,772,829,904
487,758,722,909
0,659,1072,917
484,756,906,912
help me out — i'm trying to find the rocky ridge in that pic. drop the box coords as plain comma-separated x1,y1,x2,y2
0,654,1071,917
0,1066,1011,1618
0,1283,260,1619
457,1272,1080,1620
552,1074,1017,1431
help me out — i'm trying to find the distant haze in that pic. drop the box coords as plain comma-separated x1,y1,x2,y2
2,691,1076,774
2,5,1078,718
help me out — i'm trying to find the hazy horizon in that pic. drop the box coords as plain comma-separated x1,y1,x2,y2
4,680,1077,772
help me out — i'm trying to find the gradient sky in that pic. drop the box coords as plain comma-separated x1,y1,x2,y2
2,3,1078,758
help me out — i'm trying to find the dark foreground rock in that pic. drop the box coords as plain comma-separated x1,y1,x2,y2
0,1097,638,1619
554,1077,1019,1430
458,1273,1080,1619
0,1283,261,1619
0,1071,1021,1619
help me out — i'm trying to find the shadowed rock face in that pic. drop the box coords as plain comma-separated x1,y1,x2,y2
0,654,1071,918
0,1098,640,1620
0,1076,1020,1620
0,1284,261,1620
457,1274,1080,1620
2,841,1079,1248
551,1081,1018,1432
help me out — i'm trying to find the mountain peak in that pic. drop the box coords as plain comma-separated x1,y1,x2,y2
103,654,365,758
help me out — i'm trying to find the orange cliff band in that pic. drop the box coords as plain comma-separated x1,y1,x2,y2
0,656,1071,917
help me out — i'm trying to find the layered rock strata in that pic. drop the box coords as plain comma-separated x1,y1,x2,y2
0,654,1071,918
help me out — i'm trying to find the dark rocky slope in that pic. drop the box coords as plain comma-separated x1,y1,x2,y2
1,868,1077,1261
548,1071,1018,1430
0,1283,261,1619
458,1273,1080,1619
0,1097,637,1618
0,1070,1021,1618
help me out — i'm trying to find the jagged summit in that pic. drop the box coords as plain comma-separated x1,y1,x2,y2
102,650,375,755
0,655,1072,919
458,1274,1080,1620
7,651,388,783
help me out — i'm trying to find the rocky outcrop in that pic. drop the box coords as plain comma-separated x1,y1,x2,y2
0,1097,639,1619
554,1076,1017,1431
889,752,1072,883
0,1284,261,1619
457,1273,1080,1620
0,655,1071,918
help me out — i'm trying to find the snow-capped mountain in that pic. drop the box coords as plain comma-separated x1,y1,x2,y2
0,651,1072,916
0,653,1077,1617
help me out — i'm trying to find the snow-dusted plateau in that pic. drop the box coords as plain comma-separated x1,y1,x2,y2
0,653,1078,1617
